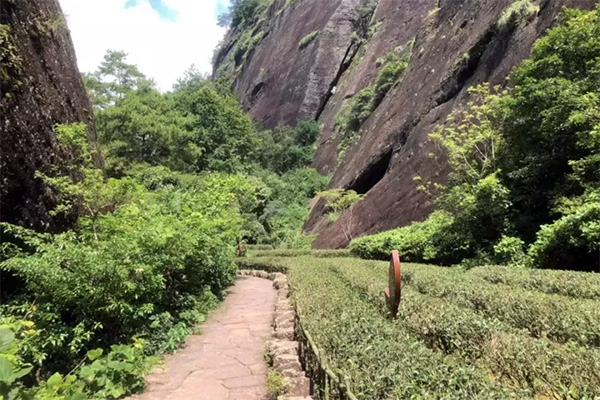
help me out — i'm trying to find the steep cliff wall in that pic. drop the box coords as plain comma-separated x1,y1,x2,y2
215,0,597,248
214,0,376,128
0,0,101,231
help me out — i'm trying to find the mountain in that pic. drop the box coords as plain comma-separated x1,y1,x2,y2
0,0,102,231
214,0,597,248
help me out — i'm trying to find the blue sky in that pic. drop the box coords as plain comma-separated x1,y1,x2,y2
216,0,230,17
124,0,231,23
59,0,231,91
124,0,179,22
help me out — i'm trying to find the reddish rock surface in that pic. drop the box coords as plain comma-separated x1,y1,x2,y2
215,0,597,249
128,276,277,400
214,0,374,129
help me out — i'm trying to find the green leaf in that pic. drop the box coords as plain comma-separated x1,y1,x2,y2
0,329,15,353
86,348,103,361
10,365,32,381
47,372,64,389
110,386,125,398
0,357,13,382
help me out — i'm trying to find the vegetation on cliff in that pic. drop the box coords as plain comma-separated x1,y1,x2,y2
351,6,600,272
335,41,414,162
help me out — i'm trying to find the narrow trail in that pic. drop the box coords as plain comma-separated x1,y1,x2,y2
129,276,277,400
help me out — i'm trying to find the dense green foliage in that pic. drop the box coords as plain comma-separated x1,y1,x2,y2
351,7,600,271
246,248,352,258
317,189,363,223
84,51,328,248
4,4,599,399
0,125,246,398
1,45,325,397
85,52,323,178
239,254,600,398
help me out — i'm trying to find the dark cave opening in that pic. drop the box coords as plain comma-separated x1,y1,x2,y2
348,149,393,195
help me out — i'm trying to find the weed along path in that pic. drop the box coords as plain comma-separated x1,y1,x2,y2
129,276,277,400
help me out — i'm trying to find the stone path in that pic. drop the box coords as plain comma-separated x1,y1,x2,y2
129,276,277,400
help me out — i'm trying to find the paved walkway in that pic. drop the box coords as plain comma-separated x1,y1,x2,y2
130,276,277,400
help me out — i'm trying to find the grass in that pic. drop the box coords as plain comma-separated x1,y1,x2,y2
266,369,290,399
237,254,600,398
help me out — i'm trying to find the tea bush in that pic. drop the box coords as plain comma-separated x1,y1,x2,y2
247,249,352,258
349,210,461,263
404,265,600,347
240,255,600,397
469,265,600,299
258,257,526,398
324,258,600,396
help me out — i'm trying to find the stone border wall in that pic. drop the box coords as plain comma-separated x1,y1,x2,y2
237,270,313,400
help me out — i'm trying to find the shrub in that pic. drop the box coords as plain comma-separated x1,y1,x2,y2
349,210,463,264
233,30,264,65
247,249,352,258
0,325,33,398
335,88,375,160
246,244,275,251
318,189,363,223
372,43,413,106
405,265,600,347
0,170,243,396
298,30,319,50
335,43,413,160
497,0,539,28
493,236,527,266
528,189,600,271
77,341,155,399
271,257,525,398
250,255,600,397
468,265,600,299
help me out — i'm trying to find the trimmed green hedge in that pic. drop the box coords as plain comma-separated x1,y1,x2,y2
239,255,600,397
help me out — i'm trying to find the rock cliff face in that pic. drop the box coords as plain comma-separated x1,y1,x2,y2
216,0,597,248
0,0,101,231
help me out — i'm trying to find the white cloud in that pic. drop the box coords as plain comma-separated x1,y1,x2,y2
58,0,229,91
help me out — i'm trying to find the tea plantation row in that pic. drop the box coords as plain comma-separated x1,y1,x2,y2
238,255,600,399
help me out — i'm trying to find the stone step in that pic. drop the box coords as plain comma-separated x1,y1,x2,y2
274,354,302,372
287,376,311,397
